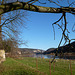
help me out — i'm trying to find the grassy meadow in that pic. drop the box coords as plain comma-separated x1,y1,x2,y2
0,57,75,75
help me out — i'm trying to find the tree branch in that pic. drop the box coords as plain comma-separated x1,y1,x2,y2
0,2,75,15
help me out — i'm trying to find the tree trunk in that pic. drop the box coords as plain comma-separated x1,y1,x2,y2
0,15,1,39
0,27,2,49
0,27,2,41
0,15,6,63
0,15,2,49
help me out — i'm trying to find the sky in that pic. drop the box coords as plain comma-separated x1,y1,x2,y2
19,0,75,50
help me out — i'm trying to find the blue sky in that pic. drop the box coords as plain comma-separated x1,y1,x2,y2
19,0,75,50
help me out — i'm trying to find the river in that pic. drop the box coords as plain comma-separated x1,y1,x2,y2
33,54,59,59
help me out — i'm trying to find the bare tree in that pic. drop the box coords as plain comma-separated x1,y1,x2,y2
2,38,18,52
0,0,75,62
0,0,28,49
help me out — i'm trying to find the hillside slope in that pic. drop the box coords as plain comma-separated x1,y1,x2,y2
43,41,75,54
19,48,44,54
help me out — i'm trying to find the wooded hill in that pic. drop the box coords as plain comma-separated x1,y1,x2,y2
43,41,75,54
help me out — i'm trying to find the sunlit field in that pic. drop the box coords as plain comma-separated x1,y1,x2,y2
0,57,75,75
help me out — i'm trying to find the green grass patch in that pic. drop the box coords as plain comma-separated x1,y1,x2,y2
0,57,75,75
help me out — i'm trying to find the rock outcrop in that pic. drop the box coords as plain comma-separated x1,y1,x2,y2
0,50,6,63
